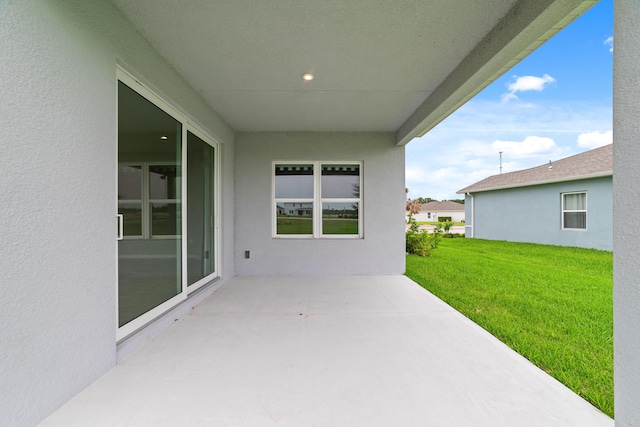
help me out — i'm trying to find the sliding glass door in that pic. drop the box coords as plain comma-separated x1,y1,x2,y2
117,69,218,339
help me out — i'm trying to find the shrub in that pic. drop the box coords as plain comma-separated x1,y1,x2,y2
406,216,442,256
443,233,465,238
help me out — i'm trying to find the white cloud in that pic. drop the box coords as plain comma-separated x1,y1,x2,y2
604,36,613,52
500,92,519,103
405,167,429,183
577,130,612,149
501,74,556,102
508,74,556,92
491,136,561,159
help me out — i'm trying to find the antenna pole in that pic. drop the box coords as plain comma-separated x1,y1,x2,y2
499,151,503,174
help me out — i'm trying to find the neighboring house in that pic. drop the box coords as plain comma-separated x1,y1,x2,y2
411,200,465,223
4,2,640,427
279,202,313,217
457,144,612,251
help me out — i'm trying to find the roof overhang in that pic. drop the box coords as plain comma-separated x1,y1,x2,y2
110,0,597,145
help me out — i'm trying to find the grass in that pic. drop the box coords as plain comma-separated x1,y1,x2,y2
276,216,358,234
405,238,613,417
276,216,313,234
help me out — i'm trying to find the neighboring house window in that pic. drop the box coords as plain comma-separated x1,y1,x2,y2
427,213,431,219
274,162,362,238
562,192,587,229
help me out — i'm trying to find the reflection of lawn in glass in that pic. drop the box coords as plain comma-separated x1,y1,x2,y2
322,217,358,234
152,218,180,235
122,217,181,236
277,216,312,234
276,216,358,234
123,219,142,236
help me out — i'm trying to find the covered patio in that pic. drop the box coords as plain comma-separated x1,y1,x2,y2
42,276,611,426
8,1,640,425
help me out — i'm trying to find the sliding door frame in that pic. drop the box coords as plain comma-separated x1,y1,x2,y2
185,124,221,293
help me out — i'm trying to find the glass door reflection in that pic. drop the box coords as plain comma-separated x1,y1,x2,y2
187,131,215,286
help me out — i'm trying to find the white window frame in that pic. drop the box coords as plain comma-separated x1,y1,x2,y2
273,161,363,239
561,191,587,230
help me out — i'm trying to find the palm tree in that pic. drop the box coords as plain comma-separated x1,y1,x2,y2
405,198,422,223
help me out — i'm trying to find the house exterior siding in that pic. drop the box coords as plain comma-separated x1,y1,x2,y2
235,132,405,275
465,176,612,250
0,2,235,426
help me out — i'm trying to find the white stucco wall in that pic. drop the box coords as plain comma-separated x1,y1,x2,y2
613,1,640,425
235,132,405,275
0,2,234,426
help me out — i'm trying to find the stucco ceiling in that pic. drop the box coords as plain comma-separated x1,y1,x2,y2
110,0,595,144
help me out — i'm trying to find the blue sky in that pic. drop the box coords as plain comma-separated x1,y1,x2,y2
405,0,613,201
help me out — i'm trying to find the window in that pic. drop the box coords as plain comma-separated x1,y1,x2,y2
274,162,362,238
562,192,587,229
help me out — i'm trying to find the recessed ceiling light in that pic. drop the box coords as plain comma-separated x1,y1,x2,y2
160,135,168,140
302,72,315,81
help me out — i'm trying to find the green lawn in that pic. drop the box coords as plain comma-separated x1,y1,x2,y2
406,238,613,417
322,218,358,234
276,216,313,234
276,216,358,234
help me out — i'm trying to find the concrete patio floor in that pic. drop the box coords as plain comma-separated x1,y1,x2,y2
41,276,613,427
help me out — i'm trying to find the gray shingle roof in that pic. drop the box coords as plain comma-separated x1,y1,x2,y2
457,144,612,194
420,200,465,211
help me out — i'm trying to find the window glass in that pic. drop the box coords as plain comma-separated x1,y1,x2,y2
276,202,313,234
564,212,586,229
322,202,358,235
562,192,587,230
119,203,142,236
187,131,216,285
321,165,360,198
150,165,181,199
275,164,314,198
151,202,181,236
564,193,586,210
118,165,142,200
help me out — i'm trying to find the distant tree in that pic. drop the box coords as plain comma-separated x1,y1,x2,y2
447,199,465,204
417,197,435,204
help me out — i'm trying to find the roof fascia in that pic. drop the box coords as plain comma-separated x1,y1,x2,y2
456,170,612,194
395,0,596,146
